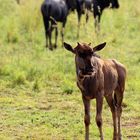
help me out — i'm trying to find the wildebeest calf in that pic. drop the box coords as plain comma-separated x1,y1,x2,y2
64,42,126,140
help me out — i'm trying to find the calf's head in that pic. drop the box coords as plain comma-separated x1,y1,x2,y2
64,42,106,75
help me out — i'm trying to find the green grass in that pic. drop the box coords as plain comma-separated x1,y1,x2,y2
0,0,140,139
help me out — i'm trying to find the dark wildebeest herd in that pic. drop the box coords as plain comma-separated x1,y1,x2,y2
40,0,126,140
41,0,119,50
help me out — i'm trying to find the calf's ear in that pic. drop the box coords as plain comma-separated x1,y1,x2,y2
63,42,75,53
93,42,106,52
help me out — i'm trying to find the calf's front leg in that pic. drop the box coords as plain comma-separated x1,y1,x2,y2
82,95,90,140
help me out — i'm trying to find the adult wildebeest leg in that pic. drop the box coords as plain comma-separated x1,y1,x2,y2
93,5,102,34
48,23,54,50
50,17,58,49
82,95,90,140
54,25,58,49
77,13,82,38
94,15,101,34
61,21,66,47
86,10,89,23
96,92,104,140
42,15,49,48
105,94,118,140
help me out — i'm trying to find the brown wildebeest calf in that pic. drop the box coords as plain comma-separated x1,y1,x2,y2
64,42,126,140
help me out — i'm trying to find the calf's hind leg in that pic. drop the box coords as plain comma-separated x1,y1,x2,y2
114,88,124,140
115,71,126,140
105,94,118,140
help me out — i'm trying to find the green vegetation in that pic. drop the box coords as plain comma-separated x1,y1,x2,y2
0,0,140,139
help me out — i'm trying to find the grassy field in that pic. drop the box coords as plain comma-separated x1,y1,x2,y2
0,0,140,139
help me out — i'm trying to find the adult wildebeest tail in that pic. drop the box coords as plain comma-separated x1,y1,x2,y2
41,2,50,30
41,2,50,18
41,1,57,24
41,2,50,48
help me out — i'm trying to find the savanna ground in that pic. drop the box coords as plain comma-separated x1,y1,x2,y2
0,0,140,139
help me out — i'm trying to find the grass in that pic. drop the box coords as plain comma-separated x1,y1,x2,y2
0,0,140,139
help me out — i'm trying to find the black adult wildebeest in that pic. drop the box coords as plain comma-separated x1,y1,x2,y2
41,0,85,49
64,42,126,140
76,0,85,38
93,0,119,32
85,0,93,23
76,0,93,38
77,0,119,33
41,0,77,50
